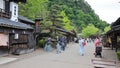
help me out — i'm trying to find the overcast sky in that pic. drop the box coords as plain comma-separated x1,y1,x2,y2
85,0,120,24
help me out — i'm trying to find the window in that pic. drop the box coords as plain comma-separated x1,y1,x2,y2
14,6,16,15
14,34,19,39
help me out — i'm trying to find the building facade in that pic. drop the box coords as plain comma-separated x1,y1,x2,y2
106,17,120,52
0,0,35,55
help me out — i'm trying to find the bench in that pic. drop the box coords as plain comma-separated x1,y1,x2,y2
92,59,116,68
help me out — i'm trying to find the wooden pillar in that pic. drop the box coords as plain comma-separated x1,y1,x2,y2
114,34,117,52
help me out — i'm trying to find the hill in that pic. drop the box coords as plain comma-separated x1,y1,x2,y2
18,0,109,34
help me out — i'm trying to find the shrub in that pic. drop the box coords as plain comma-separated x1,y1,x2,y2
38,39,45,48
116,52,120,60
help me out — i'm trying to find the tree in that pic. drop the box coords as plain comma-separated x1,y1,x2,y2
104,26,111,33
82,24,99,37
48,4,63,27
18,0,108,36
18,0,48,20
60,11,74,31
48,4,64,38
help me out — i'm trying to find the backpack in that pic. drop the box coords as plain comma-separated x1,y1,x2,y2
82,41,86,46
95,39,100,46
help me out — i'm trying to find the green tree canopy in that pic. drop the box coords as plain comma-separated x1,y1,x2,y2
60,11,74,30
82,24,99,37
104,26,111,33
18,0,109,36
19,0,48,20
48,4,64,28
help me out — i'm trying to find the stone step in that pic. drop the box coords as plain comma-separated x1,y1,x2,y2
0,57,18,65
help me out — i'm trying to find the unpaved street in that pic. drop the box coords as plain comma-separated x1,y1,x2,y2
0,42,118,68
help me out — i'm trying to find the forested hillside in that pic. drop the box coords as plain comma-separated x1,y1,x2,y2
18,0,109,37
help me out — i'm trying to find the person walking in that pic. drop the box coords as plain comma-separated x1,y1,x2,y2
94,37,102,57
44,37,52,52
79,38,86,56
59,37,66,51
56,41,61,54
74,37,77,43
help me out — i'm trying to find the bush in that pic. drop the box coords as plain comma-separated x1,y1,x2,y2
38,39,45,48
116,52,120,60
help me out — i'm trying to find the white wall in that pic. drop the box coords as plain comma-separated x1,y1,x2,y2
0,0,5,10
10,2,18,22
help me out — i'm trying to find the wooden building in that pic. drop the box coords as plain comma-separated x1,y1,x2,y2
55,28,76,43
106,17,120,52
0,0,35,55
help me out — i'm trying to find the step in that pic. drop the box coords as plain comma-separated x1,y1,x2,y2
0,57,18,65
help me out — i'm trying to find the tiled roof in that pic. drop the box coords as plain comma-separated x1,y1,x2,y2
18,15,35,24
0,18,33,29
10,0,26,3
55,28,75,35
111,17,120,27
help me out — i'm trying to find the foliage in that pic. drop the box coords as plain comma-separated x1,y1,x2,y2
116,52,120,60
60,0,108,33
19,0,48,20
48,4,63,27
47,4,64,38
82,24,99,37
104,26,111,33
38,39,45,48
18,0,108,35
60,11,74,30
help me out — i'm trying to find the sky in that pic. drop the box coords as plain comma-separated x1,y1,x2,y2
85,0,120,24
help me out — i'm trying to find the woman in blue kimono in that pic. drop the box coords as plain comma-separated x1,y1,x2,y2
56,41,61,54
79,38,85,56
44,38,52,52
